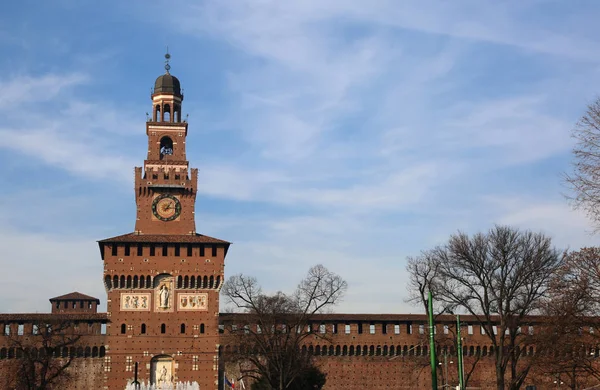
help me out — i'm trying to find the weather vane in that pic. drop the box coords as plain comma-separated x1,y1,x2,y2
165,47,171,74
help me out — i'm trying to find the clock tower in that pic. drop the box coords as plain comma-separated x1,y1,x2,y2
99,54,230,390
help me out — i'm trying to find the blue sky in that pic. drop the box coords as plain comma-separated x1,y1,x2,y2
1,1,599,314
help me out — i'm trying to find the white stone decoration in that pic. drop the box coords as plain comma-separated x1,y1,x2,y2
177,293,208,311
120,293,151,311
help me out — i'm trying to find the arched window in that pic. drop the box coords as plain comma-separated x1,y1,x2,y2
190,276,196,289
121,324,126,334
216,275,221,289
389,345,395,356
180,323,186,334
161,324,166,334
133,276,138,288
164,104,171,122
315,345,321,356
355,345,361,355
209,276,214,288
336,346,341,355
177,276,183,289
92,346,98,357
482,346,488,356
104,275,112,289
174,104,181,122
0,348,6,359
127,276,132,288
369,345,375,356
160,136,173,160
147,275,152,287
342,345,348,356
155,104,160,121
99,346,106,357
203,276,208,288
113,275,119,289
84,347,91,358
141,324,146,334
120,275,125,289
184,276,189,289
76,347,83,357
200,323,205,334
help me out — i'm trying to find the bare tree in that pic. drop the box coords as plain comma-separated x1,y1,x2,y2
407,253,482,389
221,264,347,390
4,319,82,390
407,225,563,390
534,247,600,389
565,98,600,230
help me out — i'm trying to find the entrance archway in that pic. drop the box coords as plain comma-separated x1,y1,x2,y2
151,355,174,386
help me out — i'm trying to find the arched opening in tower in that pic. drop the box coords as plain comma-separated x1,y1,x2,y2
160,136,174,160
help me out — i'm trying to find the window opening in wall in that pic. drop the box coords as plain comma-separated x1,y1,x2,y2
88,302,92,309
80,301,83,309
187,245,192,257
212,245,217,256
56,302,60,309
137,244,143,256
493,325,498,335
72,302,77,309
63,301,68,309
159,136,174,159
481,326,486,335
369,324,375,334
444,325,449,334
17,324,23,336
121,324,126,334
407,323,413,334
150,246,155,256
162,245,168,256
419,324,425,334
175,245,180,257
528,325,534,335
200,245,205,256
101,324,107,335
124,245,130,256
468,325,473,335
32,324,39,335
181,323,186,334
319,324,326,334
332,323,338,334
357,323,363,334
141,324,146,334
161,324,166,334
200,324,205,334
394,324,400,334
345,324,350,334
111,245,118,256
382,323,387,334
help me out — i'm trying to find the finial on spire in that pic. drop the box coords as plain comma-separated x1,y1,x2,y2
164,47,171,74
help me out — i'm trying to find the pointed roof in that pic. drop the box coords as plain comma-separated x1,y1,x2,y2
49,292,100,303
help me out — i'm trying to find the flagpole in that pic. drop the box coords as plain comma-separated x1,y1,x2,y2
428,291,438,390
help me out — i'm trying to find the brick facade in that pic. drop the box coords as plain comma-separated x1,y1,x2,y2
0,63,598,389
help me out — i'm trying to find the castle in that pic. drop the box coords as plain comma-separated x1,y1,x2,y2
0,58,596,390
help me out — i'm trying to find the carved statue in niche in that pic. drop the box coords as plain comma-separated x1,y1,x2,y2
159,284,170,308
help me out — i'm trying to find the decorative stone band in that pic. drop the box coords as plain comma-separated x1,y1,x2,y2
120,293,151,311
177,293,208,311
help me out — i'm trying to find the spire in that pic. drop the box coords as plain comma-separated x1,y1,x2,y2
165,48,171,74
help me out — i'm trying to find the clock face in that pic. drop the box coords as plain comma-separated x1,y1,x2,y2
152,194,181,221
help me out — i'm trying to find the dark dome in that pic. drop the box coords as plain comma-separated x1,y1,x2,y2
154,73,182,96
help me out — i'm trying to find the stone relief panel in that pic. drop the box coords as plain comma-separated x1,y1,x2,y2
120,293,151,311
154,274,174,313
177,293,208,311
